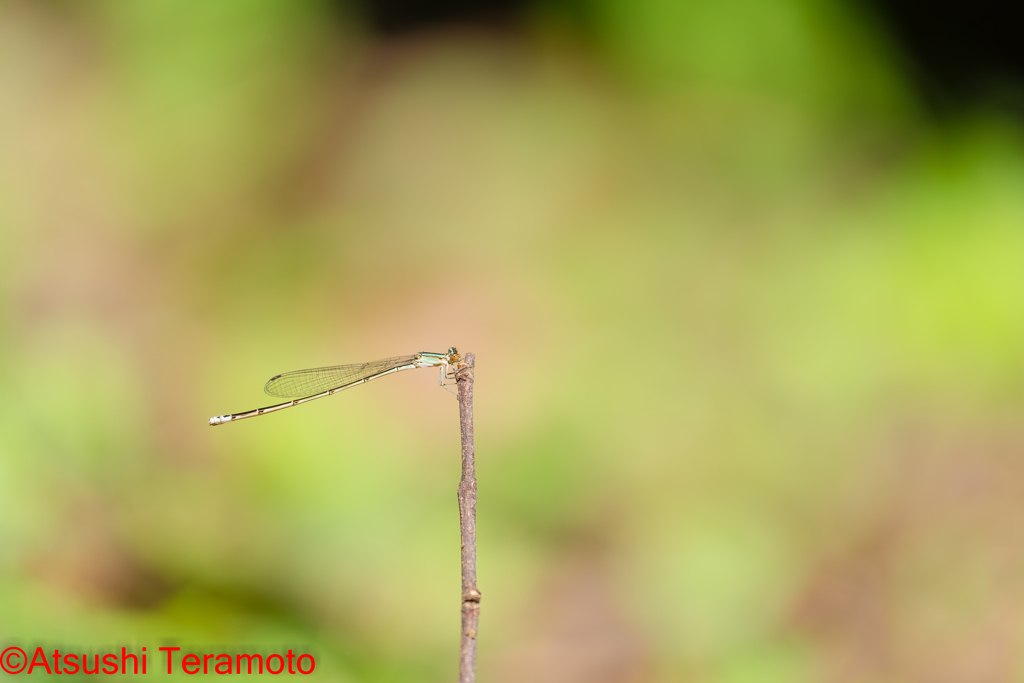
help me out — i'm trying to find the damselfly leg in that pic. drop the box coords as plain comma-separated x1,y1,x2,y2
439,362,458,396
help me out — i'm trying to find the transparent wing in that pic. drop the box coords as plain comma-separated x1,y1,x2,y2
263,355,419,398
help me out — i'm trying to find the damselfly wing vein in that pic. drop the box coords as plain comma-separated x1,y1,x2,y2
264,355,420,398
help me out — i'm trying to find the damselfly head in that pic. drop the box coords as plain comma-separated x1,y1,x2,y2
447,347,460,362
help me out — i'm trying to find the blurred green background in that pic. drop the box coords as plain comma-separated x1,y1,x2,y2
2,0,1024,681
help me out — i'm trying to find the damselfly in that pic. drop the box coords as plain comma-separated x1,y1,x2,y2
209,347,461,426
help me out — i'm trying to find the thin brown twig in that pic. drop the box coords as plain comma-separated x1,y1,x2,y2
456,353,480,683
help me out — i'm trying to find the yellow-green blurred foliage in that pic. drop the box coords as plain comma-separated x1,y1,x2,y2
2,0,1024,681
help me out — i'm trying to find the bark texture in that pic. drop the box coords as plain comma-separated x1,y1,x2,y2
456,353,480,683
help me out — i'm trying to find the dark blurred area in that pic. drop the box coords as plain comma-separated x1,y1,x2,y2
352,0,527,34
861,0,1024,113
356,0,1024,116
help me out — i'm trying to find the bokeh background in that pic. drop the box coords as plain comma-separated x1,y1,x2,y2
2,0,1024,681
